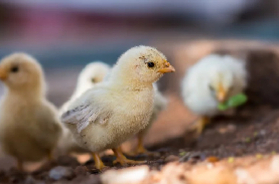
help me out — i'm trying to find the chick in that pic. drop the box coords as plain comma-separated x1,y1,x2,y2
181,54,247,135
62,46,175,169
0,53,62,170
58,62,110,154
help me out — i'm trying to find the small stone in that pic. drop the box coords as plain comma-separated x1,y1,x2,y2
101,166,149,184
270,156,279,172
74,166,88,176
49,166,74,180
56,155,79,167
24,175,36,184
259,130,266,136
206,156,219,163
235,169,255,184
165,155,179,162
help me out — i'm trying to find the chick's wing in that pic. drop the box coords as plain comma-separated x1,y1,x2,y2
61,90,112,133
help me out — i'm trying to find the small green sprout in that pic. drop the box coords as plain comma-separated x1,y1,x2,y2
244,137,251,143
218,93,247,111
179,151,187,156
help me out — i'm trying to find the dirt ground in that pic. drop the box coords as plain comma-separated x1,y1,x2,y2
1,40,279,184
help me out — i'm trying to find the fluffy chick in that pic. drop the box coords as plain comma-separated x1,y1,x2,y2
0,53,62,170
62,46,175,169
58,62,110,154
181,54,247,135
60,61,167,156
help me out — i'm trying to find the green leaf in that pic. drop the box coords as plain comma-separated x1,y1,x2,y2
218,103,229,111
218,93,247,111
227,93,247,108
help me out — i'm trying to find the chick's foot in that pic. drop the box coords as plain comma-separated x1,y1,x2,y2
195,116,210,135
92,153,106,170
125,136,160,157
113,147,146,166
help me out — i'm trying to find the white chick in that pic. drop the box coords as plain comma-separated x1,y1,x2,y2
61,46,175,170
181,54,247,135
0,53,62,170
58,62,110,154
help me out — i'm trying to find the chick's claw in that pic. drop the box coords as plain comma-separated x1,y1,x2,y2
113,147,146,166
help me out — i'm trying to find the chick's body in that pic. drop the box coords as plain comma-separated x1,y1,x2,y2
62,46,175,168
0,96,61,161
0,53,62,167
60,61,167,155
66,84,153,152
182,54,247,117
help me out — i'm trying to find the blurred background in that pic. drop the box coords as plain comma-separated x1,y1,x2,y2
0,0,278,105
0,0,279,171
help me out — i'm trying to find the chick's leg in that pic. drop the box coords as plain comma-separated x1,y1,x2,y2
92,153,105,170
123,133,149,156
135,133,148,154
113,147,146,166
134,133,159,156
196,116,210,135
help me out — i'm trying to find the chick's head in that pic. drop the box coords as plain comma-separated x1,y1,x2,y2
0,53,45,92
208,71,234,102
111,45,175,86
204,55,247,102
77,62,110,88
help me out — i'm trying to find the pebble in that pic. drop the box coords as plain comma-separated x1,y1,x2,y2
165,155,179,162
49,166,74,180
101,165,149,184
24,175,37,184
74,166,88,176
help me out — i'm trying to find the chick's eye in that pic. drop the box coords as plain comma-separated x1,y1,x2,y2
11,66,19,73
91,78,96,83
147,62,155,68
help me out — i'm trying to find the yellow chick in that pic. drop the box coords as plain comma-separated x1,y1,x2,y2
60,61,167,156
181,54,247,135
0,53,62,170
58,62,110,154
61,46,175,169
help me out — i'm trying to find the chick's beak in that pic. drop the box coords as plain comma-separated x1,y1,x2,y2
158,61,175,73
0,68,7,81
217,83,226,102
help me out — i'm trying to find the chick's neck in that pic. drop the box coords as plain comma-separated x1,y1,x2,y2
108,75,154,91
6,82,46,101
